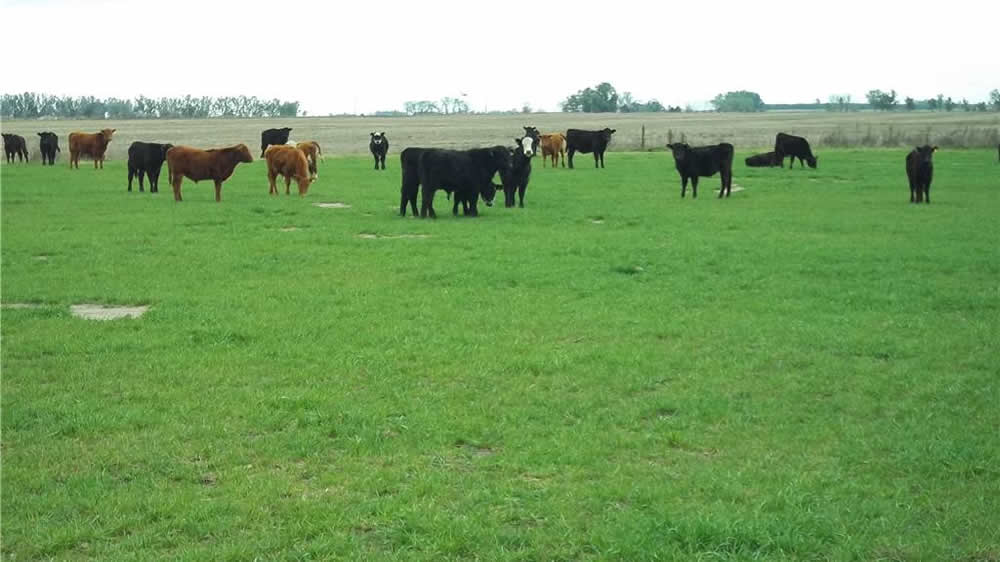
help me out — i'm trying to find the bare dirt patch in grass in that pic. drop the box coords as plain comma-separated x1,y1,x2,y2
70,304,149,320
1,302,45,309
315,202,351,209
279,226,301,232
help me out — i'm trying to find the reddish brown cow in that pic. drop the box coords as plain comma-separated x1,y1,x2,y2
165,144,253,202
295,141,322,179
539,133,567,168
265,145,313,196
68,128,116,169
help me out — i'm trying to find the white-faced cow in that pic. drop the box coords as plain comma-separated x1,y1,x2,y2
500,137,534,208
666,143,735,199
370,132,388,170
566,128,616,169
906,145,937,204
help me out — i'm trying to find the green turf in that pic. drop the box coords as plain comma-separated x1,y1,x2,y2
2,150,998,560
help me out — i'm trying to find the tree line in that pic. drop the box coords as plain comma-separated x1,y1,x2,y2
834,90,1000,112
1,92,301,119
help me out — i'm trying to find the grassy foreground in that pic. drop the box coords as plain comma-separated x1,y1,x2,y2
2,149,999,560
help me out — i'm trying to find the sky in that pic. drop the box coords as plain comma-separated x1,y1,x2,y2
4,0,998,115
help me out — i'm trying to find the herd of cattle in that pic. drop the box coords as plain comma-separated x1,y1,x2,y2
1,124,972,210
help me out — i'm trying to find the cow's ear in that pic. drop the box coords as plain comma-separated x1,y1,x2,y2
932,146,938,151
370,132,375,137
38,132,43,136
380,132,385,136
111,129,116,133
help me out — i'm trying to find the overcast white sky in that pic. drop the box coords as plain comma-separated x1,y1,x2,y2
4,0,998,114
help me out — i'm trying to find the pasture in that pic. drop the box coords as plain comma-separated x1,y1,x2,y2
2,134,999,559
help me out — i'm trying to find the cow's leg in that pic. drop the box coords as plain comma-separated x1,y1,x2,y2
269,172,278,195
138,169,147,192
381,155,386,170
453,194,461,216
285,176,292,195
172,177,183,202
420,188,436,218
519,181,527,208
128,167,134,192
691,176,699,199
924,183,930,204
567,148,575,169
719,170,730,198
594,152,600,168
214,180,223,202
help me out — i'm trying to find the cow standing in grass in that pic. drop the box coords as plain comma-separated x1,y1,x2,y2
265,145,314,196
68,129,115,169
295,141,322,179
523,126,541,154
500,137,534,208
166,144,253,202
2,133,29,163
566,128,616,169
38,132,60,165
774,132,817,169
260,127,292,158
539,133,567,168
416,147,509,218
666,142,735,198
127,141,174,192
906,145,937,204
370,132,388,170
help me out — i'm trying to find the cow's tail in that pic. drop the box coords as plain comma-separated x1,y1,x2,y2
314,142,323,160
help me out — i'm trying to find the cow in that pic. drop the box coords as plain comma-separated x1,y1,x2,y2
499,137,534,208
165,144,253,202
774,132,817,169
539,133,567,168
38,132,60,165
369,132,388,170
127,142,174,193
906,145,937,204
68,128,115,169
295,141,322,179
665,142,735,198
260,127,292,157
399,147,427,216
523,126,541,153
566,128,616,169
416,147,510,218
744,151,781,167
265,145,314,196
2,133,29,163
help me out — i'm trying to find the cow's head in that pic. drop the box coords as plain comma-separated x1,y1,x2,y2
489,145,513,172
234,143,254,162
479,181,497,207
806,154,818,168
161,144,175,158
912,145,937,165
666,142,691,162
514,136,534,158
370,132,386,146
601,128,616,143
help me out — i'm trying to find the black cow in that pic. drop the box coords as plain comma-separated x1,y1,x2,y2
2,133,29,163
417,147,509,218
399,147,427,216
774,132,817,169
906,145,937,204
566,128,616,168
665,143,735,198
745,151,781,167
370,132,388,170
38,132,60,165
127,141,174,193
500,137,534,207
260,127,292,157
523,126,540,153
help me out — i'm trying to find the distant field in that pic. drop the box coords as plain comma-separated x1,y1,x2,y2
2,111,998,161
2,147,998,560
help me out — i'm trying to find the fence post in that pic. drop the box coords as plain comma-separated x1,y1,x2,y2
641,125,646,151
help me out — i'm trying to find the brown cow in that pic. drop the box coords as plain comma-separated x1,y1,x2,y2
68,128,115,169
539,133,567,168
165,144,253,202
265,145,313,196
295,141,322,179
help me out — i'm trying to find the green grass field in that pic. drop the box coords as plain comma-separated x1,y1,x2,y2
2,147,999,560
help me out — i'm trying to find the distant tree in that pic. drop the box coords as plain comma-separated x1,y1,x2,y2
866,89,897,111
710,90,764,112
561,82,619,113
936,94,945,110
991,89,1000,111
439,97,469,115
827,94,852,112
975,101,988,112
927,97,938,111
944,97,955,112
521,103,532,114
960,98,970,112
904,97,916,111
404,100,440,115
